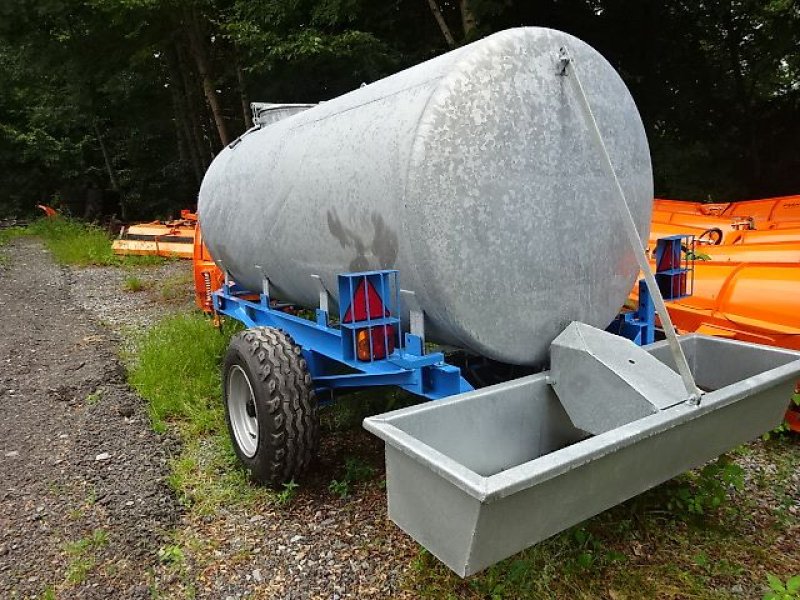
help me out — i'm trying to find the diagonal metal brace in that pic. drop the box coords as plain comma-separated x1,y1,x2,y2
559,46,703,405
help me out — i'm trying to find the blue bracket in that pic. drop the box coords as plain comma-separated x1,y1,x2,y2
610,235,696,346
608,280,655,346
213,269,473,402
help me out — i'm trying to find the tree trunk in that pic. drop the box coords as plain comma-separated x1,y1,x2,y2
167,43,203,184
460,0,477,40
177,42,212,169
234,47,253,129
426,0,456,48
93,120,119,193
184,8,230,147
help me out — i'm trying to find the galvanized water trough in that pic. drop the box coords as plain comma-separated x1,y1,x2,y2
364,331,800,576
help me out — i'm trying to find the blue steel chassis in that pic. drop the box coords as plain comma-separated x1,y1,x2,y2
213,236,692,406
213,270,473,404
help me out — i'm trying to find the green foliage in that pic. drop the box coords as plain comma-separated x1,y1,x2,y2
63,529,109,585
328,478,350,499
85,389,103,405
0,226,27,247
26,218,115,265
328,456,375,499
275,480,300,507
123,275,146,292
765,573,800,600
37,588,56,600
159,272,193,303
157,544,186,566
128,312,230,434
666,455,744,517
2,0,799,216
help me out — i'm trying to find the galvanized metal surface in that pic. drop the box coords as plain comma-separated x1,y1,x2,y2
363,334,800,576
561,51,702,402
550,322,685,434
249,103,316,128
199,27,653,365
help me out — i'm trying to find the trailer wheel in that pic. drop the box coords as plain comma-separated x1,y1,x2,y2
223,327,319,485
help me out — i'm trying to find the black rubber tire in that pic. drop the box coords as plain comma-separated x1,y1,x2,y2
223,327,319,485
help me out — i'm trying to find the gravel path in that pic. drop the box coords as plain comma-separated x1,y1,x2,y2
1,239,416,599
0,239,180,598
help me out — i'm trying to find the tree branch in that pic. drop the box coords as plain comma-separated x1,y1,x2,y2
426,0,456,48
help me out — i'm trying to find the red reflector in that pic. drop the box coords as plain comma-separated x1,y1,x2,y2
357,325,396,361
344,279,389,323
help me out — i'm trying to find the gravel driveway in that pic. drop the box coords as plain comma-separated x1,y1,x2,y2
0,239,179,598
1,238,415,599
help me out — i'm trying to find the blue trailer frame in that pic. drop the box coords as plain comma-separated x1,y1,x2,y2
214,235,693,406
213,269,473,403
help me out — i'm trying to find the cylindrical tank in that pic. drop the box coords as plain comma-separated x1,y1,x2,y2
199,27,653,365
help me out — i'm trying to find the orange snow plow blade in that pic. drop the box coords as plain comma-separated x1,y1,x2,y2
644,197,800,430
654,195,800,223
112,210,197,259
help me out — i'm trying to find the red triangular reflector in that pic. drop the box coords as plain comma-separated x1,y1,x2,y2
344,280,389,323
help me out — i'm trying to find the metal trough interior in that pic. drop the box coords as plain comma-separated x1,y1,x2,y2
364,333,800,577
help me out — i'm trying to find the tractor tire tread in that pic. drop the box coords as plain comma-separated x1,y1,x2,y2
225,327,318,485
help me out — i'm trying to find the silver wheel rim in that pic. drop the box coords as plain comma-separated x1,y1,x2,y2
227,365,259,458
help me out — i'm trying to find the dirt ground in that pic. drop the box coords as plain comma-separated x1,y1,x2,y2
0,238,179,598
0,239,415,599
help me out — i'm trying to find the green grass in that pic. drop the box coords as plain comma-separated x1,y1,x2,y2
15,217,166,267
28,218,117,266
63,529,108,585
123,274,147,292
128,312,232,435
128,313,267,513
159,271,194,303
0,225,27,247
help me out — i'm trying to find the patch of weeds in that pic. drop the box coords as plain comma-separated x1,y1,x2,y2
120,254,166,267
0,226,28,266
328,478,350,499
765,574,800,600
85,389,103,405
157,544,186,567
63,529,109,585
666,455,744,518
275,480,299,507
328,456,376,499
159,272,193,303
321,388,416,432
123,275,147,292
129,312,232,434
37,587,56,600
166,434,269,514
27,218,116,266
24,217,166,267
0,225,28,247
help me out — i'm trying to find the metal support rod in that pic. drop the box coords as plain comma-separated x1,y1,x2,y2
560,47,703,405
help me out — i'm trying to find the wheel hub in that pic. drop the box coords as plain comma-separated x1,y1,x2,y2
227,365,259,458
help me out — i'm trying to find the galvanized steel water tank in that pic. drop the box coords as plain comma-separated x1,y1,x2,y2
199,27,653,366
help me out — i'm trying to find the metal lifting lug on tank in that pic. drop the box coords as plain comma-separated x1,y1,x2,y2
197,27,800,576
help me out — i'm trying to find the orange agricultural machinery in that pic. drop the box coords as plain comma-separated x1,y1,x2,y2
647,195,800,430
112,210,198,259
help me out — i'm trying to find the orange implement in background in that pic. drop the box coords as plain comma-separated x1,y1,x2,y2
112,209,197,259
633,262,800,350
646,197,800,430
654,195,800,223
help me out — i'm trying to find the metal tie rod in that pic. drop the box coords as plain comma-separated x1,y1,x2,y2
559,47,703,405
